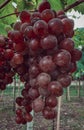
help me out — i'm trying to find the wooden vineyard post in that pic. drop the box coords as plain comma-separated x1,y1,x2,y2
78,79,81,98
67,87,70,101
27,111,34,130
13,76,17,111
56,96,62,130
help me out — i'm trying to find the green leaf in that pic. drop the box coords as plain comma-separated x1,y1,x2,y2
17,0,25,11
0,22,7,35
0,1,17,25
48,0,63,11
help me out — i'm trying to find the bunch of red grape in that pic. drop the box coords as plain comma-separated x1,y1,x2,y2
0,35,15,90
7,0,82,124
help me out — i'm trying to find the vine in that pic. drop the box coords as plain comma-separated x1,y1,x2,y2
0,0,11,9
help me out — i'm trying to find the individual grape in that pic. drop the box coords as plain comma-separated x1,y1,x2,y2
20,22,30,33
33,20,48,37
66,30,74,38
39,55,56,72
39,87,50,97
29,64,40,78
16,97,23,106
21,98,31,106
19,10,31,23
45,95,58,108
38,1,51,13
49,69,60,80
21,117,27,124
41,9,55,22
48,81,63,96
16,108,22,115
28,88,40,100
8,30,24,43
41,35,58,49
11,53,24,65
24,82,31,90
57,33,65,43
25,105,32,113
15,116,22,124
24,26,36,39
57,74,72,88
21,88,28,97
42,107,57,119
37,72,51,88
71,48,82,62
29,78,37,88
13,21,22,30
48,18,63,35
25,113,33,122
62,18,74,35
53,49,71,66
29,38,40,51
4,49,14,60
59,38,74,52
32,98,45,112
13,42,26,53
70,62,77,73
21,73,29,82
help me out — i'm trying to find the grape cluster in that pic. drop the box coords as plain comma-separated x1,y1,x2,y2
0,35,15,90
7,0,82,124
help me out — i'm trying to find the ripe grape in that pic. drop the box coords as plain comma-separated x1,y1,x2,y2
29,38,40,51
53,49,71,66
48,81,63,96
39,55,56,72
41,34,58,49
37,72,51,88
45,95,58,108
59,38,74,52
32,98,45,112
24,26,36,39
71,48,82,61
11,53,24,65
42,107,57,119
57,74,72,87
62,18,74,35
38,1,51,13
41,9,55,22
13,21,22,30
19,10,31,23
28,88,40,100
33,20,48,37
48,18,63,35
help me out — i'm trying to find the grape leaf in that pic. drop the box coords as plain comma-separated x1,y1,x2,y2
0,1,17,25
0,22,8,35
48,0,63,11
17,0,25,11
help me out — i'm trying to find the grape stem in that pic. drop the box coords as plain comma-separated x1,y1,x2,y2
0,0,84,19
64,0,84,12
0,0,11,9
